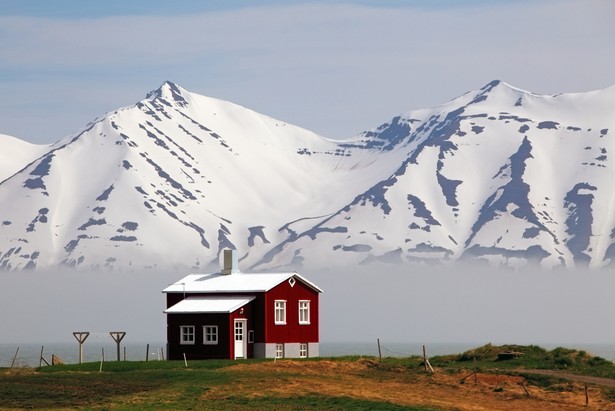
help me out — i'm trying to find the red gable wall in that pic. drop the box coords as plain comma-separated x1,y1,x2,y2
264,277,319,344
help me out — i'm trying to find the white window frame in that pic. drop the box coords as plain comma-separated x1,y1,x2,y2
274,300,286,324
275,343,284,359
298,300,310,325
180,325,195,345
203,325,218,345
299,343,308,358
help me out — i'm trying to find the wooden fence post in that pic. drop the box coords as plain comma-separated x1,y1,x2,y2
420,345,434,373
109,331,126,361
73,332,90,364
377,338,382,362
460,371,477,384
10,347,19,370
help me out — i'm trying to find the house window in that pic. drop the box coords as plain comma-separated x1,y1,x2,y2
248,330,255,343
180,325,195,345
275,343,284,359
274,300,286,324
203,325,218,345
299,343,308,358
299,300,310,324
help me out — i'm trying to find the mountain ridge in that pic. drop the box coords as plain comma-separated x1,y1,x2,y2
0,80,614,271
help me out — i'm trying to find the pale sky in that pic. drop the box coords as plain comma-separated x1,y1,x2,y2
1,0,614,143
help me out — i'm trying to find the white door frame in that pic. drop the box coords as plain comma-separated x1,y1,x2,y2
234,319,247,359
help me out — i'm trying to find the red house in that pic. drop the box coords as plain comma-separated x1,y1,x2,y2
163,250,322,360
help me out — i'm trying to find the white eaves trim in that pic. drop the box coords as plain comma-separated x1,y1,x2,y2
164,296,255,314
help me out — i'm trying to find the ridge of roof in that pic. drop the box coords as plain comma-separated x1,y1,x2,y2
162,271,322,294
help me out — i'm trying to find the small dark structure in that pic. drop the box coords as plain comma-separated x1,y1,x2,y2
496,351,524,361
163,250,322,360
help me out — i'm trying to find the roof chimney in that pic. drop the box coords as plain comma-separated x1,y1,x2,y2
221,249,239,275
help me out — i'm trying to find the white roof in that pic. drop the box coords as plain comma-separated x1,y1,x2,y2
162,271,322,294
164,296,255,314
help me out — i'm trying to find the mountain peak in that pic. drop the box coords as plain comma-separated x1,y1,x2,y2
478,79,524,95
483,79,503,89
145,81,189,107
451,79,528,108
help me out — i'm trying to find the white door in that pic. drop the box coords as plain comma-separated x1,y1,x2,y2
234,320,246,359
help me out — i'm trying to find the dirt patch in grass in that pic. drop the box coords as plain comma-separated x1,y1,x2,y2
205,360,615,410
518,369,615,388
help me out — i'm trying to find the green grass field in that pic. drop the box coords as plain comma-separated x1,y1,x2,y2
1,344,613,410
0,358,434,410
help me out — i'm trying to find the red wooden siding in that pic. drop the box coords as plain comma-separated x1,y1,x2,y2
229,301,254,359
264,278,319,343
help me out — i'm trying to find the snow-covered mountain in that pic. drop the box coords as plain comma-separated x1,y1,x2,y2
1,80,614,271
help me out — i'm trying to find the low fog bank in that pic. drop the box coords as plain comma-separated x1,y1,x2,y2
0,263,613,348
309,264,615,346
0,269,176,344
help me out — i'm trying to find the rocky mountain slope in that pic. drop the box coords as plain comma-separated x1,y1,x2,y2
1,80,613,271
